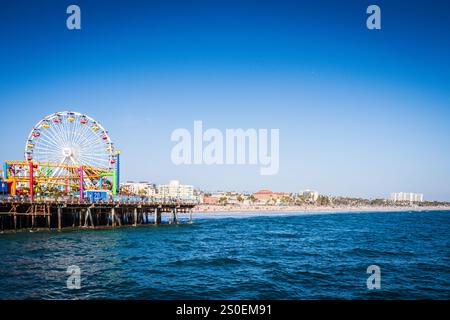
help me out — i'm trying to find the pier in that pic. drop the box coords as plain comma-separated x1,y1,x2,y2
0,110,199,234
0,199,196,232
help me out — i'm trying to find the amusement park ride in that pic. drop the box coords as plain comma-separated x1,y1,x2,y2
1,111,120,202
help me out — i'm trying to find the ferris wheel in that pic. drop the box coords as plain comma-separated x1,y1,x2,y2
25,111,116,170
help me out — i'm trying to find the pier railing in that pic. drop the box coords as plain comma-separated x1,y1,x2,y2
0,194,199,206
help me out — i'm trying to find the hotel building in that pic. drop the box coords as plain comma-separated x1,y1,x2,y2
390,192,424,202
252,189,290,204
157,180,195,201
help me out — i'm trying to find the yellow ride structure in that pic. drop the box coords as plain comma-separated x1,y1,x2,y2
2,160,115,201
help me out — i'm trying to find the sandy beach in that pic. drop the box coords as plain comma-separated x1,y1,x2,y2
193,204,450,214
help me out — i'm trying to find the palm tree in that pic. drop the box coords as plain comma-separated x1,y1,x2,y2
219,196,228,205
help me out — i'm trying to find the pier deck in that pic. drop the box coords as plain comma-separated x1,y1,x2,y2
0,200,196,232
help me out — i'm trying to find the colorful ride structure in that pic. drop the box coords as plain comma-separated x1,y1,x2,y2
1,111,120,202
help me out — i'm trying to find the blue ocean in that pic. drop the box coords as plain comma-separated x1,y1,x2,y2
0,210,449,299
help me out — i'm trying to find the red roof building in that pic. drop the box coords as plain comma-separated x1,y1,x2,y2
253,189,290,202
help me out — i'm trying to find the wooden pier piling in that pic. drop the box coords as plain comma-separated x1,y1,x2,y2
154,207,160,225
57,206,62,230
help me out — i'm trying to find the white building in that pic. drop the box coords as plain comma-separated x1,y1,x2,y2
121,181,156,197
301,189,319,202
157,180,195,201
390,192,424,202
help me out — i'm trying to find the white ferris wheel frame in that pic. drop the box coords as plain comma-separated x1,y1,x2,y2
24,111,116,173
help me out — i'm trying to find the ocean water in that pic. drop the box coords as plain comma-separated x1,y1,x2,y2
0,210,449,300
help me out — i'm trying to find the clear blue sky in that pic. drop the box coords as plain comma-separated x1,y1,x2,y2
1,0,449,200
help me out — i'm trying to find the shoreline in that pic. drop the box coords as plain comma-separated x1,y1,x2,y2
193,204,450,214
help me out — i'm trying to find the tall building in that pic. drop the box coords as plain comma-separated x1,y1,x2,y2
157,180,195,200
390,192,424,202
